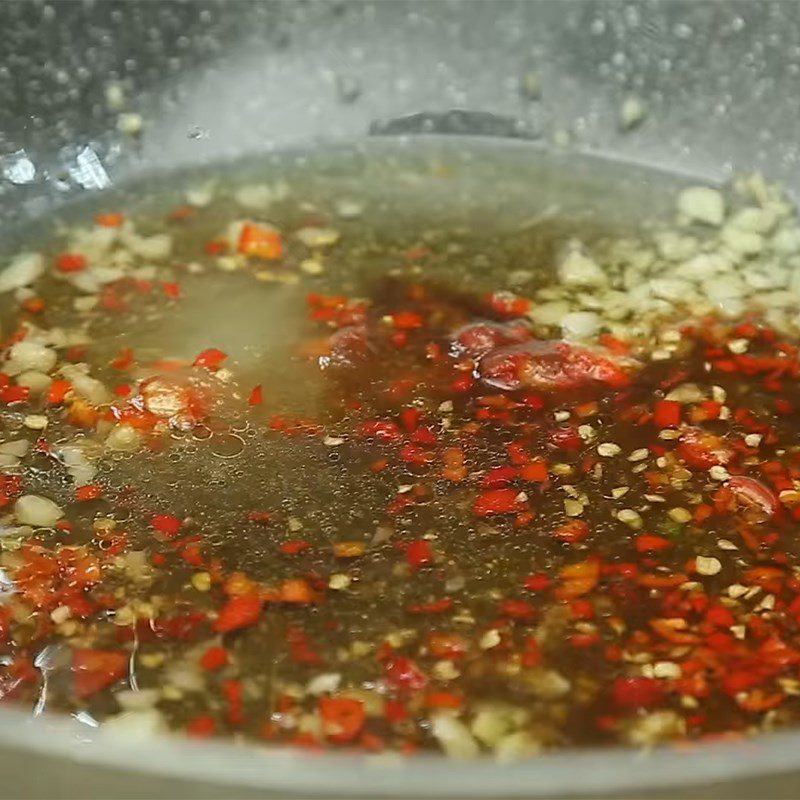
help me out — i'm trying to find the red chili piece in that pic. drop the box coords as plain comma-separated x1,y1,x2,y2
193,348,228,370
479,340,633,393
406,539,433,569
552,520,589,543
611,677,664,710
653,399,681,428
727,475,779,520
56,253,87,273
213,594,263,633
319,697,366,743
75,484,103,502
150,514,183,538
248,385,263,406
200,646,229,671
385,656,428,691
72,649,129,698
473,488,522,517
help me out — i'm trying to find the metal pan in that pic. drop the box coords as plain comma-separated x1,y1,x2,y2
1,2,800,796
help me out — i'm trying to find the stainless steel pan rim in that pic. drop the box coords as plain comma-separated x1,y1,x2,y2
2,703,798,797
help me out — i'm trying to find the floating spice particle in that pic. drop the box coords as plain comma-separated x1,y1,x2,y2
619,96,647,130
727,338,749,354
551,464,573,477
117,112,143,136
668,507,692,524
597,442,621,457
479,629,501,650
628,448,649,462
139,653,165,669
519,70,541,100
335,199,364,218
329,574,351,590
238,223,283,260
666,383,705,403
677,186,726,226
711,385,727,403
333,542,366,559
695,556,722,576
617,509,643,529
652,661,681,679
296,227,340,248
191,572,211,592
432,661,460,681
779,490,800,506
50,606,71,624
755,594,776,612
300,258,324,275
564,498,584,517
709,466,731,481
578,425,595,442
728,584,749,598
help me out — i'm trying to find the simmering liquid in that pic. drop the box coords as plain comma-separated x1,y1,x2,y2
0,142,799,757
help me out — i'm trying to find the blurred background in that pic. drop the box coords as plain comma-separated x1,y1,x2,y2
1,0,799,230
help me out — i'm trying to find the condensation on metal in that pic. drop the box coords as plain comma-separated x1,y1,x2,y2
0,2,797,216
